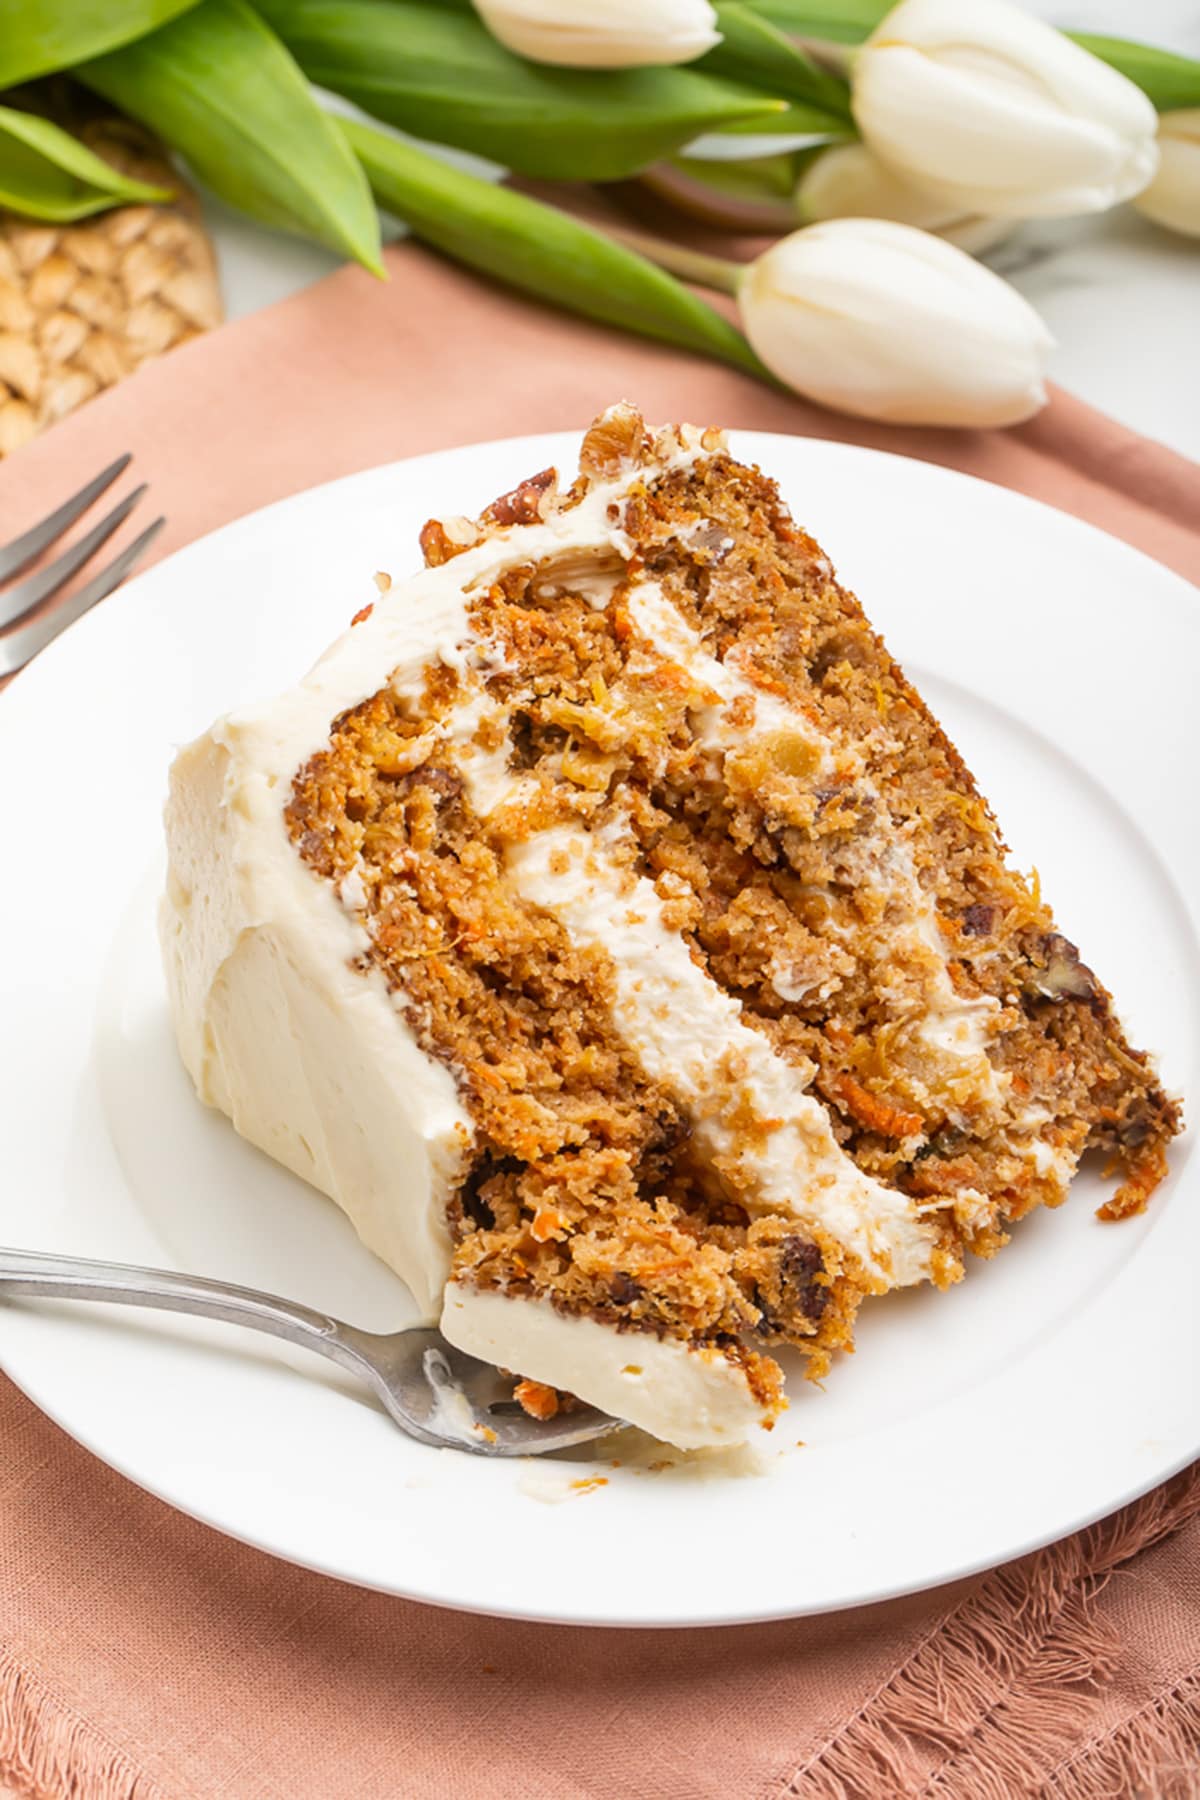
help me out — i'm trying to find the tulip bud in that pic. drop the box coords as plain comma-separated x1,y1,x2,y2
738,218,1053,428
472,0,721,69
1133,110,1200,238
852,0,1159,219
797,143,1015,255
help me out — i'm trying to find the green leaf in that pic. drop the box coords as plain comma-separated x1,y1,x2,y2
742,0,889,45
639,151,800,231
703,2,853,119
1067,36,1200,112
258,0,788,182
675,151,800,202
343,118,769,381
0,0,201,87
0,104,173,222
709,100,852,138
78,0,383,272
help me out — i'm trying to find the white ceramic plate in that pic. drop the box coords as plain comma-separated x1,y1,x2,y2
1,431,1196,1628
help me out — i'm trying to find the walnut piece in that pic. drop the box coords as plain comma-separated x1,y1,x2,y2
419,516,478,567
579,401,647,480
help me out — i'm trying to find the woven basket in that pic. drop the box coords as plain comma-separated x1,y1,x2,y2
0,114,222,457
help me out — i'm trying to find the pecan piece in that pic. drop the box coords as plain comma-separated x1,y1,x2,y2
1024,932,1099,1003
484,466,557,527
778,1237,829,1324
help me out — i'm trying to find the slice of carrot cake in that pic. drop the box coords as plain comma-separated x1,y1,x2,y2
161,403,1181,1450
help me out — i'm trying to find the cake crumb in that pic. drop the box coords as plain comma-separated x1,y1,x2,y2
514,1378,560,1420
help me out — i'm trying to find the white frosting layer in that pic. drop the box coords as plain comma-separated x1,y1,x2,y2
627,579,1006,1127
507,825,933,1286
440,1285,774,1450
626,578,839,775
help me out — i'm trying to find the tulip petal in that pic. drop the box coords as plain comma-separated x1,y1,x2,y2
741,218,1051,427
475,0,721,69
853,0,1159,218
1134,109,1200,237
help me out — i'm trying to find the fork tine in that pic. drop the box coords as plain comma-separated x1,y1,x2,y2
0,483,148,631
0,454,132,584
0,514,165,680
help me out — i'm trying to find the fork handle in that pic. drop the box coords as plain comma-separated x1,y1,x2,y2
0,1246,376,1377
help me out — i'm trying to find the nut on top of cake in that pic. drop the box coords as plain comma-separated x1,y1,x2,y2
161,404,1181,1451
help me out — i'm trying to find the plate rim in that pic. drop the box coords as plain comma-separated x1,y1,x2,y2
9,1352,1197,1630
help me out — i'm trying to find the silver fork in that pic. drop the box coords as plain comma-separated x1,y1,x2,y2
0,455,165,679
0,1248,622,1456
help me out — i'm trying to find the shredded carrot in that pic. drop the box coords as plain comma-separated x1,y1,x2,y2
469,1060,507,1091
939,792,990,834
831,1073,923,1139
1097,1145,1169,1221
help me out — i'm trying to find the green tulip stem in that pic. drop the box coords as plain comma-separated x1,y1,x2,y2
602,226,746,298
789,36,856,81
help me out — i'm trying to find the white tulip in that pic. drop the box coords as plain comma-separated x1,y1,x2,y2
739,218,1053,427
472,0,720,69
852,0,1159,218
797,143,1015,254
1133,110,1200,238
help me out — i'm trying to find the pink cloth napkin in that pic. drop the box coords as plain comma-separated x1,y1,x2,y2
1,240,1198,1799
0,242,1197,586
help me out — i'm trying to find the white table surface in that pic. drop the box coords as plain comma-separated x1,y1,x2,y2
200,0,1200,463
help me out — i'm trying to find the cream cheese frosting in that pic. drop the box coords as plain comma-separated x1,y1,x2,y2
505,824,933,1286
440,1285,774,1449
